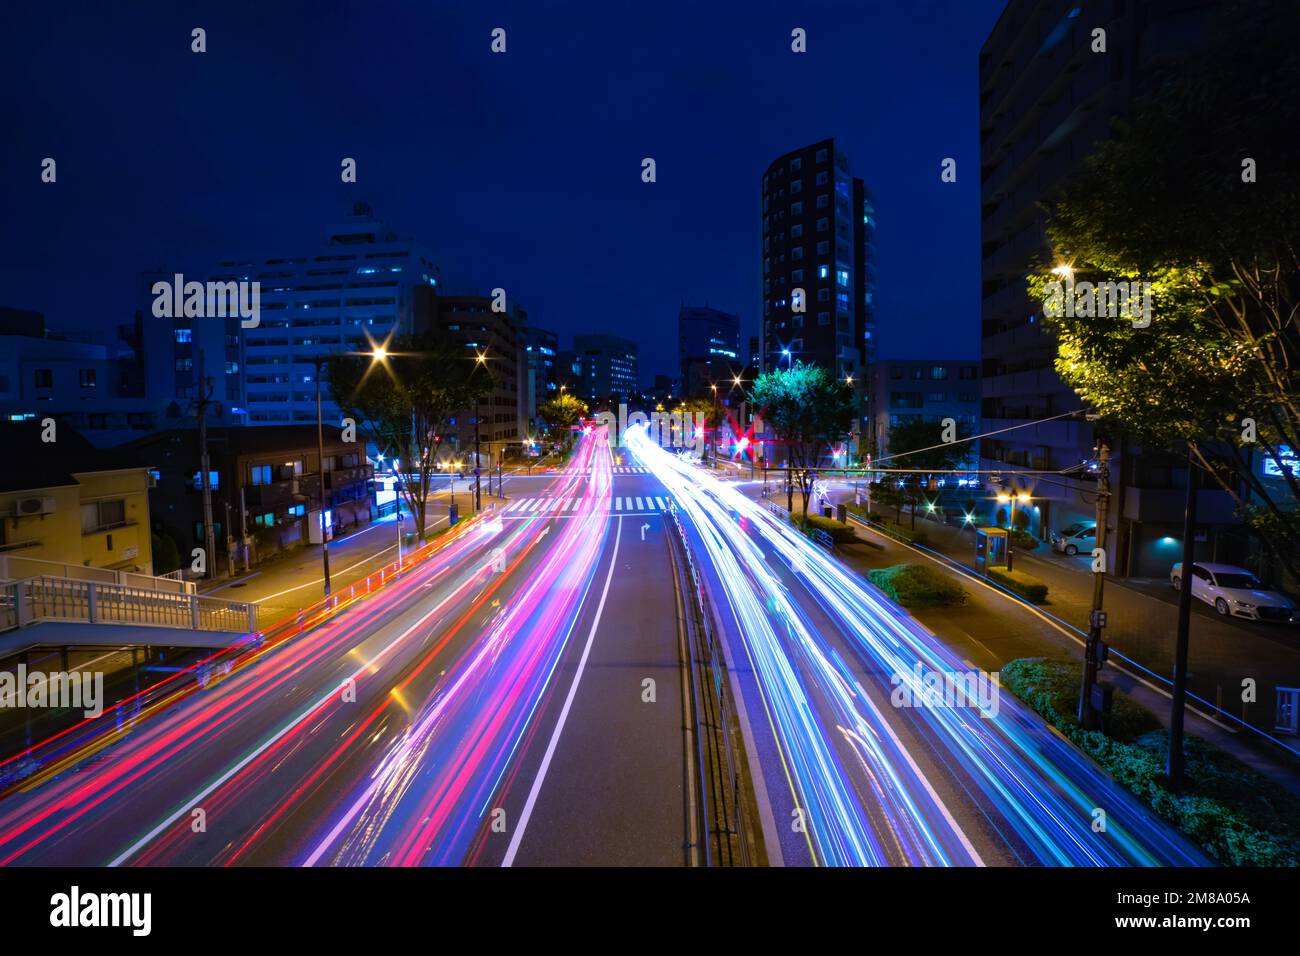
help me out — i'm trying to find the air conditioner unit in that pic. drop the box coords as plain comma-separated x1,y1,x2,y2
14,496,56,517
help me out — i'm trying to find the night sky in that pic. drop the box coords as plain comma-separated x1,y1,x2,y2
1,0,1003,382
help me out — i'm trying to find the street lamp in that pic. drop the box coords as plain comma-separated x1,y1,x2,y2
473,350,488,512
998,490,1032,571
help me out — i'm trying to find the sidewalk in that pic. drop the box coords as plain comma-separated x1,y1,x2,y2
763,486,1300,796
195,481,483,620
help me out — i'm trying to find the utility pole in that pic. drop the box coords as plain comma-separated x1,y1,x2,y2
1168,443,1199,790
224,501,235,577
1078,438,1111,730
193,376,218,580
474,396,482,512
314,355,332,597
238,484,250,571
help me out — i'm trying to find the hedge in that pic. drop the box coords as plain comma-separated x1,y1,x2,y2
1001,658,1300,866
988,566,1048,603
1010,529,1039,551
791,512,857,544
867,564,967,608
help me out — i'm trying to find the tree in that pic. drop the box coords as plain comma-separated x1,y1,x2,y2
1025,2,1300,580
883,418,973,528
750,362,855,523
327,335,492,543
539,393,589,445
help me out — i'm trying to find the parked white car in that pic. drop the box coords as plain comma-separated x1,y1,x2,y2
1170,562,1297,622
1050,521,1096,556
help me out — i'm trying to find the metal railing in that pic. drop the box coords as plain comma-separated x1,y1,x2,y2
7,575,257,633
665,501,753,866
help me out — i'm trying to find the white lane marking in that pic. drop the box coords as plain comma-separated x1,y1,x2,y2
634,497,644,510
615,497,624,511
655,496,667,510
503,516,623,866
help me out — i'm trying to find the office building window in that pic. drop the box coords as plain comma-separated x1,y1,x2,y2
79,369,97,388
34,368,53,388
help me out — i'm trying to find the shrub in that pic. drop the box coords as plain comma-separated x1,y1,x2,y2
867,564,967,608
151,532,181,575
1010,529,1039,551
791,512,856,544
988,566,1048,602
1000,658,1300,867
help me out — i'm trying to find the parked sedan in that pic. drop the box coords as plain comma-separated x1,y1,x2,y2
1050,521,1096,556
1170,562,1297,622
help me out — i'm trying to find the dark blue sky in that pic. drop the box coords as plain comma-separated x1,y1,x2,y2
1,0,1004,381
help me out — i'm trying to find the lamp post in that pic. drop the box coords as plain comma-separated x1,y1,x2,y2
710,383,718,466
312,354,332,597
997,490,1031,572
473,350,488,513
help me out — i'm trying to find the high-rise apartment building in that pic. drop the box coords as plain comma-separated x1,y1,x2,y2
760,139,876,446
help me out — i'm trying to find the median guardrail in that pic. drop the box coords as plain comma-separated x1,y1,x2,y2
665,501,753,867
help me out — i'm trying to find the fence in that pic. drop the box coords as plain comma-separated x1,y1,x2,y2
0,554,195,595
665,501,752,866
0,514,484,794
4,575,257,633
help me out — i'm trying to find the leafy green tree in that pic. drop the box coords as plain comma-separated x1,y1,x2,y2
880,419,972,528
1026,3,1300,580
328,335,492,543
539,393,589,446
750,362,855,522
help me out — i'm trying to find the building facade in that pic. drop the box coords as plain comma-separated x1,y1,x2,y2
434,295,527,459
0,421,154,575
123,425,371,573
218,202,440,426
870,358,981,465
520,324,559,428
678,305,740,398
572,334,638,404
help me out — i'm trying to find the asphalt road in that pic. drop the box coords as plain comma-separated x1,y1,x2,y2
635,445,1208,866
0,432,691,867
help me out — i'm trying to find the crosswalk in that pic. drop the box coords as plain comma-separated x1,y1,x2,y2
558,466,651,475
495,495,675,515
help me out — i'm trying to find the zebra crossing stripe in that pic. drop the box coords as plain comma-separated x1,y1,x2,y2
634,497,644,510
655,496,667,510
